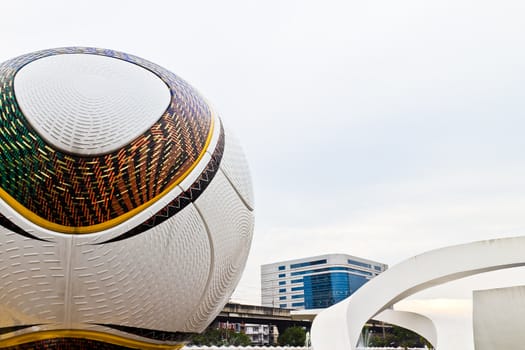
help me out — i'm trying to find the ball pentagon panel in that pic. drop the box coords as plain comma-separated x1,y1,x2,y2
0,47,254,349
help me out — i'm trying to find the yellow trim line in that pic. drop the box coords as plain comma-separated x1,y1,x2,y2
0,115,215,234
0,329,185,349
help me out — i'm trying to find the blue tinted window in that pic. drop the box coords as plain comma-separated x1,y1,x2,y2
291,266,373,277
374,265,382,271
291,286,304,291
278,266,285,271
347,267,373,276
278,273,286,278
303,272,368,309
279,281,286,285
290,259,327,269
291,269,316,276
279,296,286,300
291,294,304,299
348,259,371,269
280,304,287,308
291,302,304,307
279,288,286,293
291,278,302,284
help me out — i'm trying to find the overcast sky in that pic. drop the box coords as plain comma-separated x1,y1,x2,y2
3,0,525,308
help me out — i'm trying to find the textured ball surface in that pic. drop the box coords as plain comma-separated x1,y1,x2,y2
0,48,254,349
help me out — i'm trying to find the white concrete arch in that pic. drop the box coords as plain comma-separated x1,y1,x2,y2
373,309,437,348
310,236,525,350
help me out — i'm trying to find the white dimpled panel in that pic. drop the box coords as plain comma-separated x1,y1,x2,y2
218,128,254,210
0,228,69,327
70,204,211,332
14,54,171,156
186,171,254,332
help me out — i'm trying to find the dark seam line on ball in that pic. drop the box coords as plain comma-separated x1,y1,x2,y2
93,323,193,342
0,214,50,242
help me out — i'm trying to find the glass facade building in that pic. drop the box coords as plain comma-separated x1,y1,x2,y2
261,254,387,310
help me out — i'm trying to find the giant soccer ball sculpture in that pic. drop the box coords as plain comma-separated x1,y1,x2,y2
0,48,254,349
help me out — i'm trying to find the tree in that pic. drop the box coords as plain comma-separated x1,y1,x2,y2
189,328,251,346
228,331,252,346
278,326,306,346
189,328,221,346
392,326,433,349
368,325,433,349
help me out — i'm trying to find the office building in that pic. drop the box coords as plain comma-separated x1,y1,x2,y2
261,254,387,310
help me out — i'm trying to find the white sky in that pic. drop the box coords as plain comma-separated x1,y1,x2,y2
3,0,525,306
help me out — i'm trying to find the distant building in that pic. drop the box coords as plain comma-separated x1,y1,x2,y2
244,323,271,345
217,321,275,345
261,254,387,310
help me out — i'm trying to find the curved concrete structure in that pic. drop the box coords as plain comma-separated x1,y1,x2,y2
392,298,474,350
311,236,525,350
373,309,437,348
